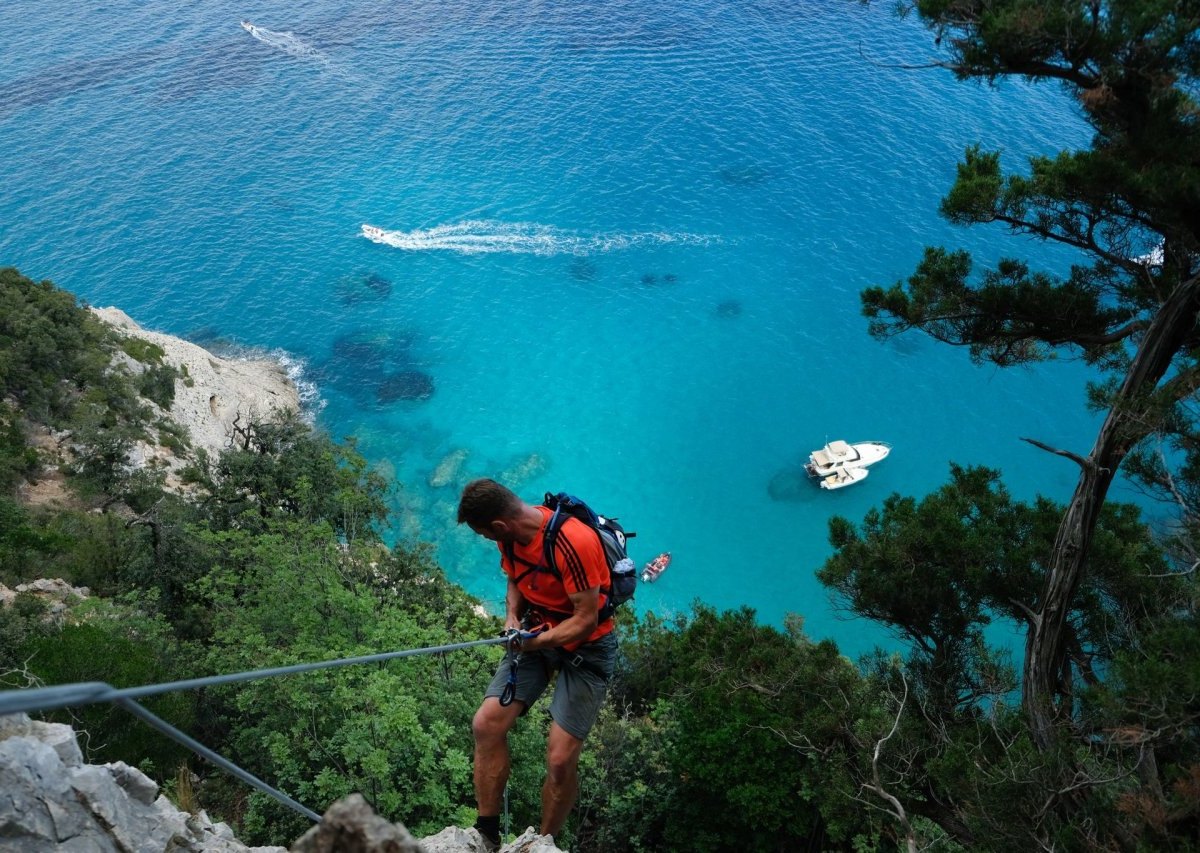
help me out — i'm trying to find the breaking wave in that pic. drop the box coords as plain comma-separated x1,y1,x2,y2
272,350,325,421
361,221,715,256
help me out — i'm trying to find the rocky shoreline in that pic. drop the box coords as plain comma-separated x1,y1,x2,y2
93,307,301,459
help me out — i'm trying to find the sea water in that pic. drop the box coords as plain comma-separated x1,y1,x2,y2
0,0,1112,659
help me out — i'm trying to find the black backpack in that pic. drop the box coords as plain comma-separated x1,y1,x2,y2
505,491,637,622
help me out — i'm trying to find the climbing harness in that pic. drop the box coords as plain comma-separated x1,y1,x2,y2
498,625,546,707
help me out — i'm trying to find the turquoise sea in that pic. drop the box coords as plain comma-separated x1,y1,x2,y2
1,1,1112,658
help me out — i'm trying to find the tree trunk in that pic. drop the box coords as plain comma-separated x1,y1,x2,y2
1023,273,1200,748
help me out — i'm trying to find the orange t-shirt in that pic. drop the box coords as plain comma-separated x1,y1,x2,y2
498,505,614,646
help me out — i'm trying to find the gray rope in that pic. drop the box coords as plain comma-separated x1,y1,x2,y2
0,635,510,715
0,634,512,823
115,697,321,822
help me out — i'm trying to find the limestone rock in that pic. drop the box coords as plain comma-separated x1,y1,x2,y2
420,826,564,853
90,307,301,485
291,794,422,852
419,826,479,852
0,713,286,853
497,453,548,490
0,578,91,627
0,715,565,853
428,449,469,489
291,798,567,853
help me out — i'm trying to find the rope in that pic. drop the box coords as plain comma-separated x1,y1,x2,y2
0,635,511,715
0,633,516,823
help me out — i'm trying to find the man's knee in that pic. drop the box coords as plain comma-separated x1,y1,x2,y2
545,732,583,783
473,698,518,744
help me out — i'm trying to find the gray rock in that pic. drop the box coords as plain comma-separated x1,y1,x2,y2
0,713,83,768
0,717,562,853
419,825,564,853
290,793,423,852
0,722,287,852
0,736,95,848
107,760,160,804
419,826,479,852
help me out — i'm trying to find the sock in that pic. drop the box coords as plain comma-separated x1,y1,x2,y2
475,814,501,844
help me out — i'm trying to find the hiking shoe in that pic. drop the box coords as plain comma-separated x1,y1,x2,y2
472,827,501,853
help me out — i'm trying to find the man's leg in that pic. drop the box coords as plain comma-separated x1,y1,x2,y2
540,720,586,838
473,696,525,816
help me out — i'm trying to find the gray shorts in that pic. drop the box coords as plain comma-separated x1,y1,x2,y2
484,632,618,741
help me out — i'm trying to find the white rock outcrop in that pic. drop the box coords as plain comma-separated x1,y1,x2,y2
91,307,300,466
0,578,89,624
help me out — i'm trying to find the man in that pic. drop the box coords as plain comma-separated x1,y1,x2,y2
458,478,618,850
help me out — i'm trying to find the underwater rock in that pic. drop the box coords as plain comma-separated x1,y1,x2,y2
377,370,435,403
364,272,392,296
331,330,406,368
719,163,772,187
715,299,742,318
183,325,224,347
569,258,597,282
498,452,548,489
372,457,397,483
335,271,393,305
767,469,810,502
429,448,470,488
640,273,658,286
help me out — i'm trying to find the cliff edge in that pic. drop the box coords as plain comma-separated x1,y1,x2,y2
91,307,300,463
0,713,565,853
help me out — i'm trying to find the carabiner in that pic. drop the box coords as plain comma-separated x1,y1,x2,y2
499,628,521,707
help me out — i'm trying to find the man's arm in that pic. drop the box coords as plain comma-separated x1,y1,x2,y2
521,586,600,651
505,576,527,631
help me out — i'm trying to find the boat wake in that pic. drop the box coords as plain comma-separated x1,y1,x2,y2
361,221,715,256
241,21,327,61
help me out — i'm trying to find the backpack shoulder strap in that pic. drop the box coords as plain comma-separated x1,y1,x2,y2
541,506,565,577
502,540,550,586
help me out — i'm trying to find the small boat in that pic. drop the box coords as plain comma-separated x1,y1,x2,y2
240,20,257,34
641,552,671,583
820,467,869,490
805,440,891,481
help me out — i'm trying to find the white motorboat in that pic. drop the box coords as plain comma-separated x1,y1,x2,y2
805,440,891,480
820,466,869,490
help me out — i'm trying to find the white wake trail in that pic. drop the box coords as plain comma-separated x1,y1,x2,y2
241,21,327,61
361,221,715,256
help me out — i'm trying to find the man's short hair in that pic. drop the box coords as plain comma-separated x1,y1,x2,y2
457,478,522,527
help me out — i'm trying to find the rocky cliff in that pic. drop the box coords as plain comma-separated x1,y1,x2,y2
0,713,565,853
92,307,301,480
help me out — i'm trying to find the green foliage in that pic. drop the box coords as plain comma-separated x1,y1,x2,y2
581,606,879,851
7,598,192,774
185,519,503,843
0,498,56,581
138,362,179,410
0,267,114,423
820,465,1200,848
186,413,390,542
850,3,1200,846
0,401,38,493
119,337,165,365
